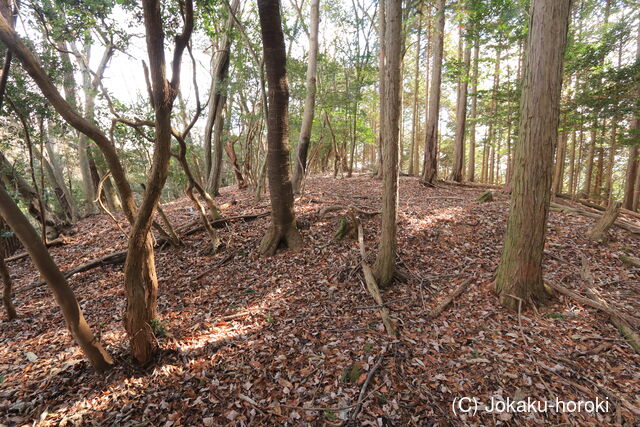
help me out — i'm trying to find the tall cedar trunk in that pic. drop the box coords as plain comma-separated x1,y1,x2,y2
421,0,444,183
204,0,239,182
466,41,479,182
375,0,386,179
451,34,471,182
416,12,432,177
0,184,113,371
292,0,320,193
257,0,303,256
623,21,639,210
408,13,422,176
582,128,596,198
495,0,571,311
374,0,401,288
552,125,568,195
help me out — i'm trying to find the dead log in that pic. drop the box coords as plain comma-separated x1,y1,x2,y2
620,255,640,268
587,201,621,243
431,278,473,317
556,194,640,221
356,222,396,336
476,190,493,202
546,281,640,354
550,201,640,238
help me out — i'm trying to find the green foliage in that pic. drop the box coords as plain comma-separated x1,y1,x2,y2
150,318,167,338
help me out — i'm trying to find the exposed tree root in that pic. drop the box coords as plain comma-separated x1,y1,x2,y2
259,223,303,256
550,201,640,238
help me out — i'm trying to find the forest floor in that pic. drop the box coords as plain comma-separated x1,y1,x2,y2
1,175,639,426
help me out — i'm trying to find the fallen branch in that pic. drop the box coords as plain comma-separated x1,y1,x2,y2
20,250,127,293
180,211,270,236
620,255,640,268
587,201,620,243
356,222,396,336
349,352,385,421
546,280,640,353
318,205,380,219
4,237,67,263
431,278,473,317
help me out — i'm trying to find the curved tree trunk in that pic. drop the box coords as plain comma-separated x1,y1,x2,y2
420,0,445,184
495,0,571,311
257,0,303,256
0,184,112,371
292,0,320,194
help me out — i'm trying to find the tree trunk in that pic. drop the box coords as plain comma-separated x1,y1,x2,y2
257,0,303,256
206,94,228,196
552,126,568,195
623,22,639,210
224,141,247,189
420,0,444,184
292,0,320,193
0,151,63,237
582,127,597,198
375,0,386,180
374,0,401,288
204,0,239,182
451,33,471,182
0,184,112,371
587,200,620,243
408,13,422,176
495,0,571,311
466,41,479,182
43,134,78,222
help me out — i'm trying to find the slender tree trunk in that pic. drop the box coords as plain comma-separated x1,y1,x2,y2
374,0,401,288
257,0,303,255
225,141,247,189
408,13,422,176
623,21,639,210
421,0,444,183
0,184,112,370
204,0,239,182
292,0,320,193
466,41,479,182
375,0,386,180
582,127,597,198
495,0,571,311
451,33,471,182
206,95,228,195
552,123,567,195
0,218,16,320
43,134,78,222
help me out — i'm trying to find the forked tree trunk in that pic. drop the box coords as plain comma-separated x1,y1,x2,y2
421,0,444,184
451,32,471,182
374,0,401,288
292,0,320,194
0,184,112,371
257,0,303,256
495,0,571,311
